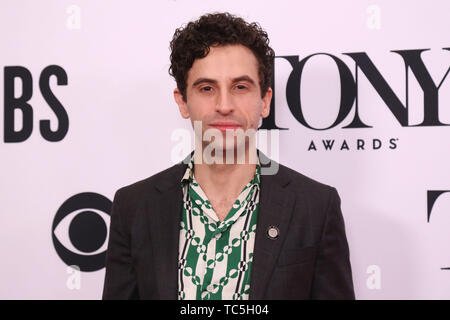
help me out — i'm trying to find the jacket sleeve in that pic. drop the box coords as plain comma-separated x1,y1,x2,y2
310,187,355,299
102,189,139,299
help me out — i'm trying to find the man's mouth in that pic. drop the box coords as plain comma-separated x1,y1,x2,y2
208,122,242,132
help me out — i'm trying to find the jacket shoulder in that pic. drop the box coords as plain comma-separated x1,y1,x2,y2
278,162,336,195
276,162,340,221
113,162,184,204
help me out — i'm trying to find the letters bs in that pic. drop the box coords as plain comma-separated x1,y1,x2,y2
3,65,69,142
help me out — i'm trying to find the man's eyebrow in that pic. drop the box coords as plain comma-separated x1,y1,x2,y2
192,78,217,87
232,75,256,85
191,75,257,87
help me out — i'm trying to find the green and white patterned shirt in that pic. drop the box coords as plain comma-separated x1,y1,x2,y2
178,156,261,300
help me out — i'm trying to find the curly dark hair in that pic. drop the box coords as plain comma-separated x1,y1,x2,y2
169,12,275,101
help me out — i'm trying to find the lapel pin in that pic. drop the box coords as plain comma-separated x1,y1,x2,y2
267,226,280,240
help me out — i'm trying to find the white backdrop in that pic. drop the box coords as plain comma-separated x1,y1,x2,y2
1,0,449,299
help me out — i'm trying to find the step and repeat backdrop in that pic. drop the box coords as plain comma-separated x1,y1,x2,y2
1,0,449,299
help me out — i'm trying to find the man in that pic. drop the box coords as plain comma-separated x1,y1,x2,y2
103,12,354,300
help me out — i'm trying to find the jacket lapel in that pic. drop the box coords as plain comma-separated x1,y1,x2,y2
249,155,296,300
146,159,188,300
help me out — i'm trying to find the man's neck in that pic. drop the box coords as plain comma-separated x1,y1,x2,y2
191,148,258,217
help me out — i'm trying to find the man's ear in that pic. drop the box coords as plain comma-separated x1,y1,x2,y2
260,87,272,118
174,88,190,119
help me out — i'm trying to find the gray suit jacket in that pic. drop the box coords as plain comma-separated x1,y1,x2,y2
102,151,355,299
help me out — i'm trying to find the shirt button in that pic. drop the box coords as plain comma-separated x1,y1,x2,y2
207,284,214,292
215,233,222,240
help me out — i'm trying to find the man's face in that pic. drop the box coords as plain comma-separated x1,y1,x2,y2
174,44,272,153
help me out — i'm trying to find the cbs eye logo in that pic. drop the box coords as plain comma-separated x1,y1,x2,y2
52,192,111,272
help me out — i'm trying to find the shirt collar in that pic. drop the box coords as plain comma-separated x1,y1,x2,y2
181,153,261,187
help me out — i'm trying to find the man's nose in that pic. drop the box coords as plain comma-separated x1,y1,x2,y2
215,90,234,114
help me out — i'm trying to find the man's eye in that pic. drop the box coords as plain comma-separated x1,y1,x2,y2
236,85,247,90
200,86,212,92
